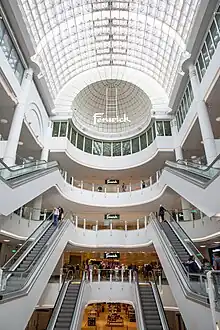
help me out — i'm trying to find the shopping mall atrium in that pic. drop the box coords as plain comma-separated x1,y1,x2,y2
0,0,220,329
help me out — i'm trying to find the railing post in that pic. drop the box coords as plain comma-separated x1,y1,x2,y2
129,270,132,283
110,220,113,236
75,215,78,228
104,187,107,197
117,186,119,198
92,183,95,194
140,180,143,194
149,176,152,187
137,218,139,230
70,177,73,185
121,269,124,282
129,182,132,194
125,221,127,237
90,269,93,283
96,220,98,232
43,210,47,220
83,218,86,234
110,272,112,283
80,180,83,192
156,171,159,182
98,269,101,282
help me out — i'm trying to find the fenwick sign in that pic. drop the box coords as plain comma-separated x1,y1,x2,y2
93,113,131,125
104,252,120,259
104,214,120,220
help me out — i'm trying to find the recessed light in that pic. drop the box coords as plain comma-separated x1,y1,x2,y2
216,117,220,122
18,141,23,146
191,155,197,159
201,141,204,144
18,243,22,246
200,245,206,248
3,239,10,242
28,156,34,160
214,242,220,244
0,119,8,124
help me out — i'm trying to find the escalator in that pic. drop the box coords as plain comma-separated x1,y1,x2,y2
0,216,74,330
47,279,82,330
138,282,169,330
0,159,60,215
150,213,220,330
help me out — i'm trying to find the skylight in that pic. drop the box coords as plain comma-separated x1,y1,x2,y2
17,0,200,100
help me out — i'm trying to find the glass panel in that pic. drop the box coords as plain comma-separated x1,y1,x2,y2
71,129,76,145
93,141,102,155
67,123,72,140
52,122,60,137
60,122,67,137
14,60,24,83
0,20,5,44
152,123,156,139
176,113,180,131
210,20,220,48
8,46,19,70
84,137,92,153
196,61,202,82
77,133,84,150
198,54,206,77
164,121,171,136
156,121,164,136
132,137,140,153
201,43,210,68
122,140,131,155
1,30,12,58
147,127,153,145
215,9,220,31
206,32,215,58
103,142,112,156
140,133,147,150
113,142,121,156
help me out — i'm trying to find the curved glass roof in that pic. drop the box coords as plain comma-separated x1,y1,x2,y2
18,0,200,100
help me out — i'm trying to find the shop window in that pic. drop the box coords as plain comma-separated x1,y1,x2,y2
67,124,72,140
77,133,84,150
122,140,131,155
60,122,67,137
1,29,12,59
8,46,19,70
164,121,171,136
201,43,210,68
71,129,76,145
103,142,112,156
147,127,153,145
198,54,206,77
196,62,202,82
206,32,215,58
0,20,4,44
84,138,92,154
14,60,24,83
132,137,139,153
52,122,60,137
93,140,102,155
156,121,164,136
210,20,220,48
113,142,121,156
140,133,147,150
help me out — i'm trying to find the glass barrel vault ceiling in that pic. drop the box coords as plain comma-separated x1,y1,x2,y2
17,0,200,100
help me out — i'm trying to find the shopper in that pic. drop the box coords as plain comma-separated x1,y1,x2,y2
213,252,220,270
185,255,200,273
159,204,165,222
141,180,146,189
122,183,126,192
53,207,59,226
201,258,212,273
58,206,64,221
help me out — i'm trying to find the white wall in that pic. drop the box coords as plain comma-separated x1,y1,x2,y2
49,136,174,170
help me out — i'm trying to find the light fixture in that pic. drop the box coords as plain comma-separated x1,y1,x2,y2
28,156,34,160
216,117,220,122
0,119,8,124
18,141,23,146
214,242,220,244
191,155,197,159
200,245,206,248
3,239,10,242
18,243,22,246
201,141,204,144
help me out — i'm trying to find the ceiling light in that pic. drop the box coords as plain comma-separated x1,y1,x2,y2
201,141,204,144
3,239,10,242
0,119,8,124
214,242,220,244
216,117,220,122
28,156,34,160
18,243,22,246
18,141,23,146
191,155,197,159
200,245,206,248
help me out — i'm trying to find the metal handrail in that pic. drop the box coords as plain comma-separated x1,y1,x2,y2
134,280,146,330
70,273,85,330
0,158,46,172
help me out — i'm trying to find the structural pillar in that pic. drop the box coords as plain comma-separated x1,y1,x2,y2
3,68,33,166
188,64,217,164
171,120,183,161
181,197,192,221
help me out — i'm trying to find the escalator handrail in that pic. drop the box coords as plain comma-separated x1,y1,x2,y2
165,210,204,266
0,158,47,172
178,153,220,171
46,270,74,330
2,211,54,271
0,220,70,302
134,278,146,330
151,272,170,330
69,273,86,330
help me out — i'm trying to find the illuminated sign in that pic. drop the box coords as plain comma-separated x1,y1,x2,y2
104,214,120,220
93,113,131,125
104,252,120,259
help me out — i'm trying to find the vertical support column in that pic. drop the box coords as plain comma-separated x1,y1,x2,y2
144,216,147,229
32,195,43,221
171,120,183,161
188,64,217,164
3,69,33,166
96,220,98,232
137,218,139,230
181,197,192,221
83,218,86,233
75,215,78,228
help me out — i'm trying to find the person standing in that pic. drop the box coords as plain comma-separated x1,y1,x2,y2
53,207,59,226
58,206,64,222
122,183,126,192
159,205,165,222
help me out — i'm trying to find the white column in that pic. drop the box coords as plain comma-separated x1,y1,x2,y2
171,120,183,160
188,64,217,164
32,195,42,220
181,197,192,221
3,69,33,166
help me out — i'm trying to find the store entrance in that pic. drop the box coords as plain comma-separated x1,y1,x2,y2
81,302,137,329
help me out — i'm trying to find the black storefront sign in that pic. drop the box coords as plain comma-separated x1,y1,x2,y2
105,179,119,184
104,214,120,220
104,252,120,259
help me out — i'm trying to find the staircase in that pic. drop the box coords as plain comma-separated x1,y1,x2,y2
139,283,163,330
